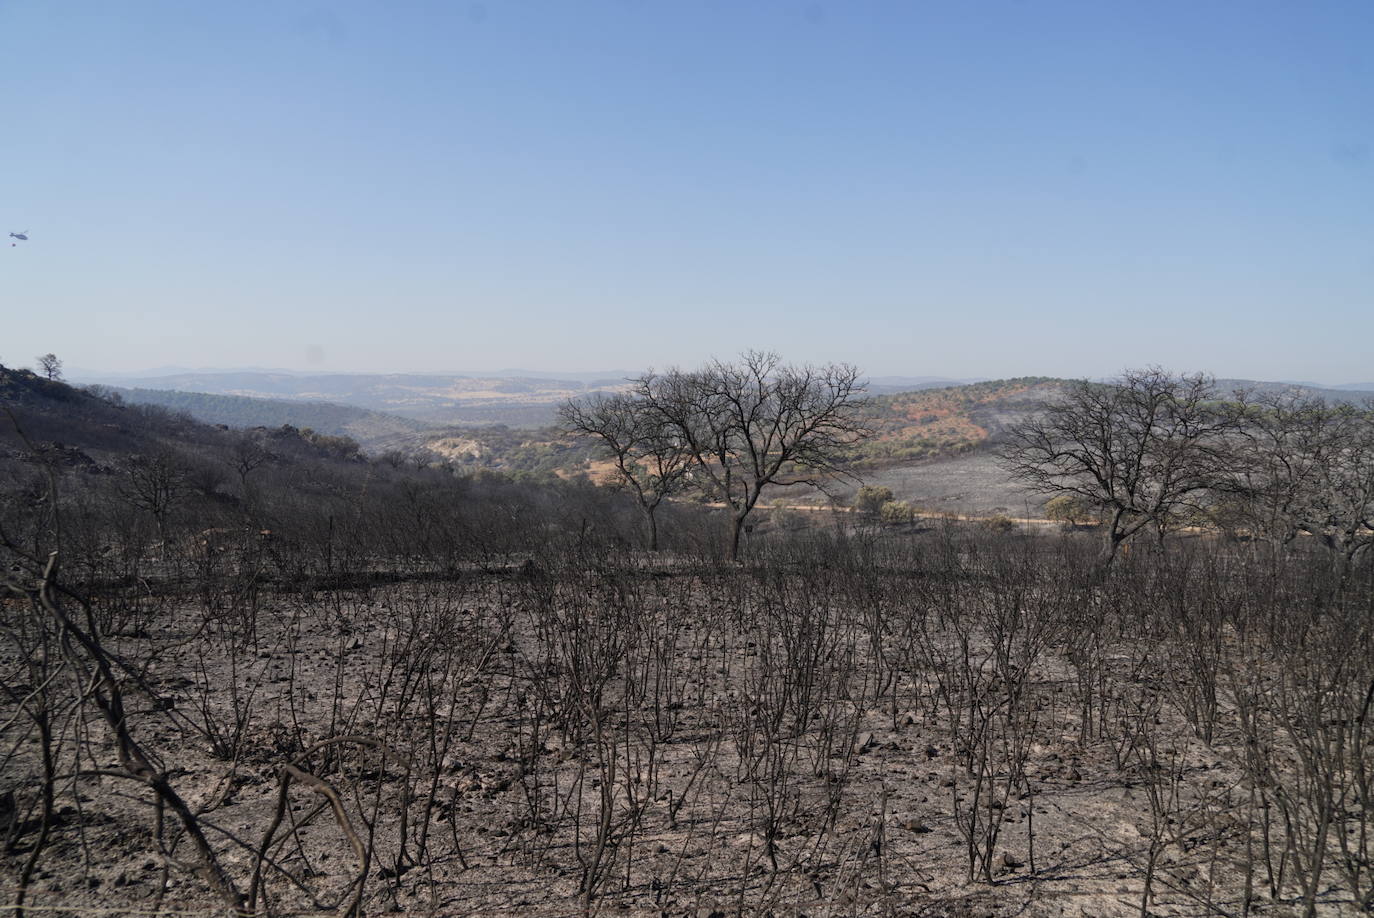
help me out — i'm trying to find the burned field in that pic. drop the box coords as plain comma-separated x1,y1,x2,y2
3,530,1371,917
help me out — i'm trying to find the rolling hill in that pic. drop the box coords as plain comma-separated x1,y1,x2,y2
92,386,427,451
72,371,632,427
54,370,1374,516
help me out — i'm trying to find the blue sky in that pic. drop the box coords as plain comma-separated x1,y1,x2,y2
2,1,1371,382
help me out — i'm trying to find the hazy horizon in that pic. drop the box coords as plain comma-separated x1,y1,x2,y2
52,362,1374,393
5,2,1371,382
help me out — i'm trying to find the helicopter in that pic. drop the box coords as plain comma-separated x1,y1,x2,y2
9,231,27,241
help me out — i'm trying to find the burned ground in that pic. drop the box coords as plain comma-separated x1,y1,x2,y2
3,528,1371,917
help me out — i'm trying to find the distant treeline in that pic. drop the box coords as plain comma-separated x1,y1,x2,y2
87,386,423,442
408,402,563,428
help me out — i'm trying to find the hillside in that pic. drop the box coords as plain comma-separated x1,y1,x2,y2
853,376,1061,464
533,375,1374,516
0,366,375,483
856,376,1374,467
72,370,632,427
0,363,656,572
94,386,427,450
72,370,1374,449
373,378,1069,514
418,426,604,479
46,373,1373,517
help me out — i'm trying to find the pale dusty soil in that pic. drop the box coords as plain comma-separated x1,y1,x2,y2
844,454,1045,519
774,452,1044,520
0,569,1358,917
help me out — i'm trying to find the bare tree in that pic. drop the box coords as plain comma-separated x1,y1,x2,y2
1296,403,1374,569
1229,392,1374,568
231,433,271,489
1001,368,1237,567
120,451,190,551
36,354,62,381
559,392,690,551
635,351,869,561
1223,391,1329,549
